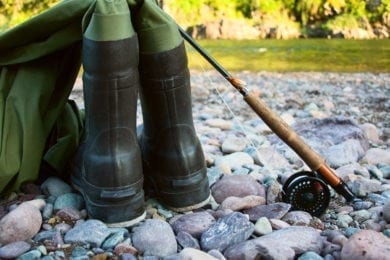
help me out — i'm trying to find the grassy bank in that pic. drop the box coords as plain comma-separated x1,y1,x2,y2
186,39,390,73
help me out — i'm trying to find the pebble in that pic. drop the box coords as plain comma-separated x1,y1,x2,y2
171,211,216,239
53,193,84,211
41,177,73,197
219,195,266,211
211,174,265,204
243,202,291,221
200,212,254,252
64,220,111,248
282,211,313,226
254,217,273,235
132,219,177,257
224,226,323,259
0,241,31,259
0,72,389,259
341,230,390,259
0,202,42,244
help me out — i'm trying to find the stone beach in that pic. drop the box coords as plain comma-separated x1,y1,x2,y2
0,71,389,259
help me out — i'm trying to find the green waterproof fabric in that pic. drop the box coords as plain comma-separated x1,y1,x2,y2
0,0,183,194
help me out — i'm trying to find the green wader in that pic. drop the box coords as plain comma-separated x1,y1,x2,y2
0,0,210,227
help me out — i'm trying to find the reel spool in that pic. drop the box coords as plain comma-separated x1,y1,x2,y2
282,171,331,217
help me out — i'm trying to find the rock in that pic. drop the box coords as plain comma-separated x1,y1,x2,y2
383,200,390,222
171,211,216,239
221,135,248,153
40,176,73,196
360,123,381,144
102,229,127,250
256,147,291,169
214,152,254,173
132,219,177,257
269,219,291,230
335,163,370,180
176,231,200,250
205,118,233,130
211,175,265,204
200,212,254,252
349,177,383,197
361,148,390,165
282,211,313,226
24,198,46,210
243,202,291,221
178,248,217,260
0,241,31,259
219,195,266,211
64,220,111,248
55,207,82,223
17,249,42,260
254,217,273,235
271,116,369,163
0,202,42,244
53,193,84,211
114,242,138,256
341,230,390,259
224,226,324,259
298,251,323,260
325,139,365,168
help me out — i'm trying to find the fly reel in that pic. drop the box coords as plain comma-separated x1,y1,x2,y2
282,171,331,217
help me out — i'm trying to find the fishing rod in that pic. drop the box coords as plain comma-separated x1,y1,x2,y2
179,27,357,216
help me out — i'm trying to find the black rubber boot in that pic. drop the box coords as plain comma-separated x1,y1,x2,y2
70,0,145,227
138,42,210,212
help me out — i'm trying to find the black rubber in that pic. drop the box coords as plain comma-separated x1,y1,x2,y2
71,35,145,226
138,42,210,210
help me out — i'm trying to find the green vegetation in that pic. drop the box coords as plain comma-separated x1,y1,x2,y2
186,39,390,72
1,0,389,35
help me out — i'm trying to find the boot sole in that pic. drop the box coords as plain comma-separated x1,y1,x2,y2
72,177,146,227
166,194,211,213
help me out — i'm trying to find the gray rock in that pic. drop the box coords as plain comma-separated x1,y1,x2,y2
171,211,216,239
40,177,72,196
64,220,111,248
0,202,42,244
282,211,313,226
361,148,390,165
349,177,382,197
200,212,254,252
341,230,390,259
382,200,390,222
42,203,54,220
0,241,31,259
325,139,365,168
243,202,291,221
256,147,291,169
211,175,265,204
17,249,42,260
176,231,200,249
132,219,177,257
221,135,248,153
53,193,84,211
214,152,254,173
207,249,226,260
224,226,324,259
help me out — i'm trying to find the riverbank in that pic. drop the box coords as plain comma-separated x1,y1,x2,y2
0,71,389,259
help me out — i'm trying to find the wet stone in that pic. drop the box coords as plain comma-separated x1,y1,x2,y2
40,177,73,197
200,212,254,252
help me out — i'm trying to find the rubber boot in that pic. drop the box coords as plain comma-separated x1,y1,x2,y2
133,0,210,211
70,0,145,227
